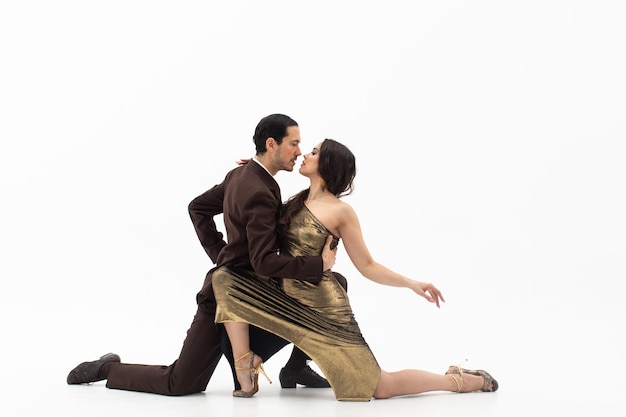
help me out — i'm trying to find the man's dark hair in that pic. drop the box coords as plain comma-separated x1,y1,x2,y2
253,114,298,155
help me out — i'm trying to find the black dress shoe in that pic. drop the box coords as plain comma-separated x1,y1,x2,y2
279,365,330,388
66,353,120,385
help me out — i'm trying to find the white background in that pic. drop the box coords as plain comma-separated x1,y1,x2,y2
1,1,625,416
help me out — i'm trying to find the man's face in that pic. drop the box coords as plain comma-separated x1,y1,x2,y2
272,125,302,172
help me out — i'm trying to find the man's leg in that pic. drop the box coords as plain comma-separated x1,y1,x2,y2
66,271,224,396
105,303,222,395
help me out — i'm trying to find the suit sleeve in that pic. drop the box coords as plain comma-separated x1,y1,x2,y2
188,182,227,263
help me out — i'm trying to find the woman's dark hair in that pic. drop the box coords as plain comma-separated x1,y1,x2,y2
253,114,298,155
279,139,356,233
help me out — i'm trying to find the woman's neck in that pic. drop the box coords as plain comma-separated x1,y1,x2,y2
306,182,331,203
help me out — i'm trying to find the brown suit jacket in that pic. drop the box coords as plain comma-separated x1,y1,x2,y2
189,160,324,306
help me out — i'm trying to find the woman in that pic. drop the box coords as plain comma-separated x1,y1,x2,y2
212,139,497,401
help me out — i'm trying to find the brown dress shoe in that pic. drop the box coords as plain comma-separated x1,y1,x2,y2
66,353,120,384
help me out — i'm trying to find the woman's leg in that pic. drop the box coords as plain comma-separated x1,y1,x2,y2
223,322,250,362
373,369,486,399
223,322,257,393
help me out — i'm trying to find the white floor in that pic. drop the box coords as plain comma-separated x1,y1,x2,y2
1,285,622,417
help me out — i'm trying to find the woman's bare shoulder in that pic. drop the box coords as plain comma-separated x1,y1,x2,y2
334,198,359,221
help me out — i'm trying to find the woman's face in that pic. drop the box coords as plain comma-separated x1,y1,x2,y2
299,141,323,177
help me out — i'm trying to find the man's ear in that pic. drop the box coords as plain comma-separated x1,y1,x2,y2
266,137,276,150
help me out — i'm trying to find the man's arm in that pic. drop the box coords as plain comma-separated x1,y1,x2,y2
188,183,227,263
244,190,335,283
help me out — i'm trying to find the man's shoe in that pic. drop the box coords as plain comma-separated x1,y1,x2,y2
279,365,330,388
66,353,120,385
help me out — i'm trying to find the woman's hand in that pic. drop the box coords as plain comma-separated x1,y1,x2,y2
410,281,445,308
236,158,251,166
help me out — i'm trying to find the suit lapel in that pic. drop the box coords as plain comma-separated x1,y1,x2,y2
247,161,282,202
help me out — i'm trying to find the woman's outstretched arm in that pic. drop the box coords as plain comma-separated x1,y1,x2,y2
337,201,444,307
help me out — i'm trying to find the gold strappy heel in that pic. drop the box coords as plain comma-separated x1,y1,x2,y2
448,372,463,393
446,365,498,392
232,351,272,398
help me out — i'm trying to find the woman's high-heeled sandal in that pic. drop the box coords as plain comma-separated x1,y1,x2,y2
446,365,498,392
448,373,463,393
232,351,272,398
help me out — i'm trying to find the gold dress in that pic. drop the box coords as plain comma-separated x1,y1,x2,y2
213,206,381,401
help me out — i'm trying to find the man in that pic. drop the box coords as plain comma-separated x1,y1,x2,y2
66,114,343,395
